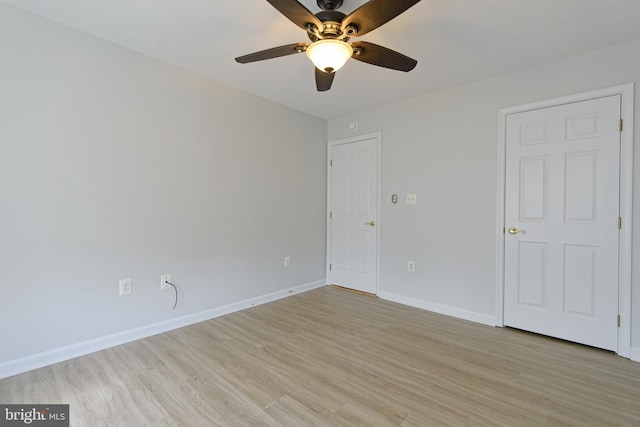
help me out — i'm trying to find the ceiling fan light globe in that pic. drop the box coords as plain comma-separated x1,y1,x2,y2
306,39,353,73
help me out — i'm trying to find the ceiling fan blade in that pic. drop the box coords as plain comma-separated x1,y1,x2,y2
266,0,324,31
351,41,417,72
315,68,335,91
342,0,422,37
235,43,308,63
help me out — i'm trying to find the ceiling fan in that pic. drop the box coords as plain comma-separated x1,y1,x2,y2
235,0,422,91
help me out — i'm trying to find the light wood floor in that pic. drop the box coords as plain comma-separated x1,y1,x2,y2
2,286,640,426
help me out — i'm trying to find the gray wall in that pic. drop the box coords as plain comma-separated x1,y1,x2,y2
0,4,327,365
328,40,640,355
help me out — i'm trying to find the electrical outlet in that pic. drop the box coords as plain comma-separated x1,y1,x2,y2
407,261,416,272
161,274,171,289
119,278,132,296
284,256,291,268
407,194,417,205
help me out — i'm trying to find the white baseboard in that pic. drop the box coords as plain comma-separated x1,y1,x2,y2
378,291,497,327
0,280,326,380
631,347,640,363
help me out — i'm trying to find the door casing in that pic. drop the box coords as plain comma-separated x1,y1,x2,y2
496,84,634,358
327,132,382,295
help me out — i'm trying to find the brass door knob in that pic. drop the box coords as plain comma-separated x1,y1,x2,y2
508,227,524,235
365,221,376,227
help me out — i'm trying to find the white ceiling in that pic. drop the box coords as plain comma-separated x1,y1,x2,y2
4,0,640,119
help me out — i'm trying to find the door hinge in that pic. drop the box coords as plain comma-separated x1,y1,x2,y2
619,119,623,132
329,211,332,219
617,314,621,327
330,159,333,167
618,217,622,230
329,264,332,271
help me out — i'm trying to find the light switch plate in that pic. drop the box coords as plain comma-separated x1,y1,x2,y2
119,278,132,296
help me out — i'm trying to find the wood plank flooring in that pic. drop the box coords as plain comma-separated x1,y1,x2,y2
2,286,640,426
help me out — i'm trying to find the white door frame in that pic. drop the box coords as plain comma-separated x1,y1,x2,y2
327,132,382,294
495,84,634,358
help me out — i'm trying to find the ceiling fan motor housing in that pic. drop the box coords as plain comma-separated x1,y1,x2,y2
312,11,348,40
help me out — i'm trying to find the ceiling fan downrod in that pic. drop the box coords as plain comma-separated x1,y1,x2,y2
317,0,343,11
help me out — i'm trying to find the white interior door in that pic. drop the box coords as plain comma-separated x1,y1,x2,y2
328,136,379,294
504,95,621,351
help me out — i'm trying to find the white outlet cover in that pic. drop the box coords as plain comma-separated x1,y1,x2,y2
407,194,417,205
407,261,416,272
161,274,171,289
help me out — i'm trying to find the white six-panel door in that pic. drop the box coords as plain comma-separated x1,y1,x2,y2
328,136,379,294
504,95,621,351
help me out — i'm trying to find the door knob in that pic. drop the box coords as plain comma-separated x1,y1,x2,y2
508,227,524,235
365,221,376,227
